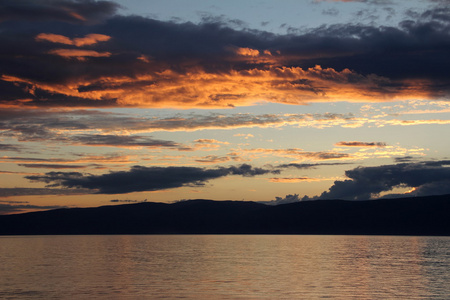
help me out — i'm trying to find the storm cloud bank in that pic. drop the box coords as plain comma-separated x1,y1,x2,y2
1,0,450,108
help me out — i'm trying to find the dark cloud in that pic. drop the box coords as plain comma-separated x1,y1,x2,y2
71,134,180,148
1,156,66,163
311,160,450,200
277,162,353,169
25,164,279,194
261,194,302,206
18,164,87,169
0,154,132,168
0,0,119,24
0,2,449,108
195,155,231,164
420,6,450,23
335,141,386,147
227,164,280,177
0,143,21,151
109,199,141,203
0,187,91,197
394,156,418,163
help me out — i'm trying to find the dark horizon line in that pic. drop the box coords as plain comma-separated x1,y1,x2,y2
0,194,449,236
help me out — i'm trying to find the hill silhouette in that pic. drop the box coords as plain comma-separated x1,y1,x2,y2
0,195,449,235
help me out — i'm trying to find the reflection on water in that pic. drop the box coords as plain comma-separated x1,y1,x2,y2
0,235,449,299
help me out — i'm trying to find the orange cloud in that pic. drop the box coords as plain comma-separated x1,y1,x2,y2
48,49,111,60
36,33,111,46
234,47,260,57
35,33,73,45
1,65,436,109
349,146,426,160
379,119,450,126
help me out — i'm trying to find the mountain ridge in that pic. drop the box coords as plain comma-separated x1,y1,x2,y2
0,195,449,235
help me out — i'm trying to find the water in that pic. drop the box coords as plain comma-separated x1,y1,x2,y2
0,235,449,299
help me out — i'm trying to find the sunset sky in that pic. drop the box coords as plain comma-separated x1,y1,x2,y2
1,0,450,214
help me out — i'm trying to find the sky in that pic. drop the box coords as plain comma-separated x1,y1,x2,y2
1,0,450,214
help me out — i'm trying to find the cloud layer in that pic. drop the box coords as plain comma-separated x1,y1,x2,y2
1,1,449,108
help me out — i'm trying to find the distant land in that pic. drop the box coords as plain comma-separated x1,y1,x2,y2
0,195,449,235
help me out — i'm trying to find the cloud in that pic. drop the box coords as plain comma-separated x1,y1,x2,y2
1,154,135,167
233,47,260,57
394,156,418,163
194,155,231,164
322,8,340,16
18,164,88,169
261,194,303,206
191,139,229,151
47,49,112,60
3,65,416,108
0,187,91,197
1,3,449,108
268,177,319,183
311,160,450,200
194,139,229,144
0,109,365,144
25,164,280,194
0,0,119,24
246,148,352,161
335,141,387,147
109,199,141,203
253,145,423,164
277,162,353,169
0,110,188,149
36,33,111,46
0,143,21,151
70,134,181,149
234,133,254,138
379,119,450,126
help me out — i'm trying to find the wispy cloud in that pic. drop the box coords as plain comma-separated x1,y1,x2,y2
268,177,322,183
194,155,231,164
0,154,135,166
245,148,353,161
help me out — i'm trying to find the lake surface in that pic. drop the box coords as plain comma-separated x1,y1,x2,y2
0,235,449,299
